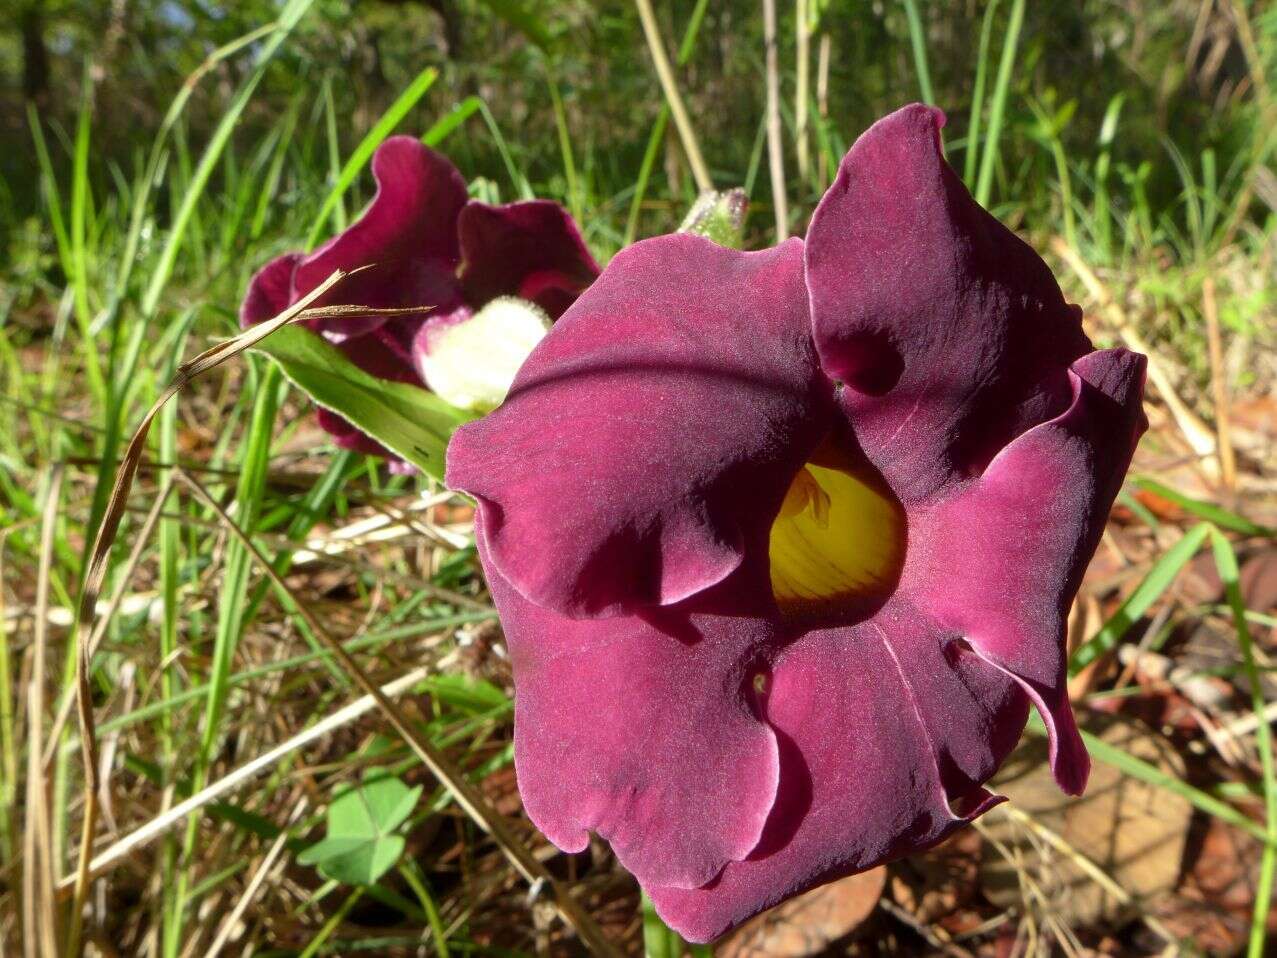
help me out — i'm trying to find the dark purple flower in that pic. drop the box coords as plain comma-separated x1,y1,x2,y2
240,136,600,466
444,105,1147,941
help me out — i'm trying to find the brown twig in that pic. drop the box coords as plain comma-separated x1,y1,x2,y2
1202,275,1237,490
632,0,712,193
762,0,789,239
24,464,63,958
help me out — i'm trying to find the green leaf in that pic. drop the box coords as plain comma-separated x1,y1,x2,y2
253,325,478,481
299,835,407,887
299,777,424,886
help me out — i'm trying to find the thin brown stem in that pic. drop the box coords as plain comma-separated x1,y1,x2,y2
763,0,789,239
1202,275,1237,490
633,0,712,192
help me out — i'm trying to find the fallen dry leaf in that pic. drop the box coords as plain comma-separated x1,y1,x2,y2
979,715,1192,928
717,867,886,957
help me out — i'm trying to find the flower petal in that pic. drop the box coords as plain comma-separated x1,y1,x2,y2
446,234,829,618
292,136,467,338
913,347,1147,795
647,607,1025,942
240,253,300,327
805,103,1092,504
485,556,779,890
457,200,600,318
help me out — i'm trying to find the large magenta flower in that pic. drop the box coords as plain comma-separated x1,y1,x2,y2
445,105,1147,941
241,136,599,465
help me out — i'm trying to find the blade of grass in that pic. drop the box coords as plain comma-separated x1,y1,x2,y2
25,103,73,291
1210,528,1277,958
141,0,317,317
546,67,582,224
1069,522,1210,674
303,65,439,251
169,359,284,954
476,98,532,199
1133,477,1273,537
421,95,481,147
322,76,348,236
901,0,935,106
975,0,1025,207
964,0,1001,186
795,0,812,181
1092,92,1125,261
70,59,95,360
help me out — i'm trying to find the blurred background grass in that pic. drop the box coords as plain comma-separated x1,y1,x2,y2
1,1,1275,955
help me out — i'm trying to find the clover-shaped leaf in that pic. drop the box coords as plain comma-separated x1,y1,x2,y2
298,775,423,886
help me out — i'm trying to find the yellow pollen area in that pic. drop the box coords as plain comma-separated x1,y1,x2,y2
768,442,905,617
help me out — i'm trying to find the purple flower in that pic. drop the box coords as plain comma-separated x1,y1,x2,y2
241,136,600,467
446,105,1148,941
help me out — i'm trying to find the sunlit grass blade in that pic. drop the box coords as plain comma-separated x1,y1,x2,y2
974,0,1025,207
70,59,95,350
25,103,73,284
901,0,935,106
421,96,481,147
964,0,1001,186
304,65,439,250
141,0,318,317
546,67,582,223
1092,92,1126,261
1069,522,1210,674
1134,476,1274,537
322,76,348,236
1210,527,1277,958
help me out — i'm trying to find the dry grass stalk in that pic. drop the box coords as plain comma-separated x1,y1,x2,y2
1202,275,1238,489
762,0,789,239
1051,238,1219,470
22,465,64,958
633,0,712,192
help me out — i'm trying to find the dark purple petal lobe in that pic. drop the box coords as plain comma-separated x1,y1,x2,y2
457,200,601,318
292,136,467,338
805,104,1092,503
647,608,1025,942
484,553,779,891
240,253,300,327
913,348,1147,794
447,234,829,618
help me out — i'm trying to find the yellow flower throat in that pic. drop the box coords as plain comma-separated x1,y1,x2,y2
768,440,905,617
